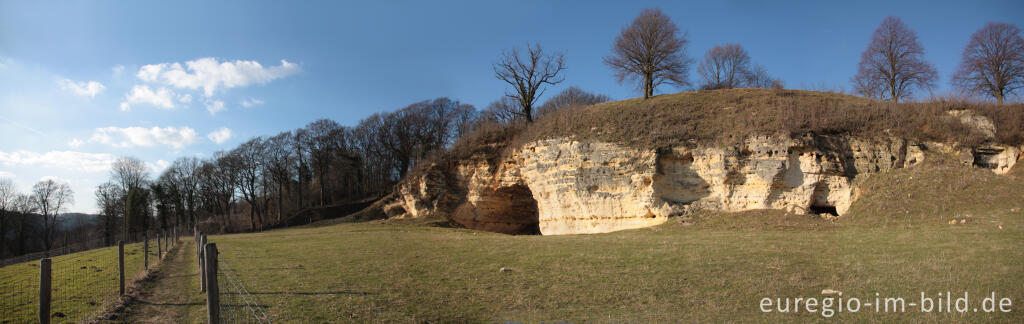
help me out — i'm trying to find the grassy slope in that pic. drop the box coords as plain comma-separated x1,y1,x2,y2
195,158,1023,322
0,241,161,323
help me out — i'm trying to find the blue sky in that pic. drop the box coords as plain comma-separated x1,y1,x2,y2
1,0,1021,213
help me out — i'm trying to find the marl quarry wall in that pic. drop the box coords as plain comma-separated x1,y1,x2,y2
384,133,1022,235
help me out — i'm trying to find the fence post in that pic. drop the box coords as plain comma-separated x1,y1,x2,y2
118,241,125,296
199,235,207,292
39,258,51,324
158,232,163,259
144,232,149,269
204,243,219,324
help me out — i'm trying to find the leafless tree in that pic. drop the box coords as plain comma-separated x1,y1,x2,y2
493,43,566,122
0,178,16,257
306,119,344,206
265,132,294,223
94,181,122,245
13,193,36,255
952,22,1024,104
169,157,200,227
111,157,149,194
605,8,692,99
536,86,611,116
481,97,522,124
852,16,938,102
232,137,267,231
32,179,73,250
697,44,753,90
746,63,784,89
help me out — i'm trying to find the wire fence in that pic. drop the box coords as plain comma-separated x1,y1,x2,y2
217,256,271,323
194,230,271,324
0,227,184,324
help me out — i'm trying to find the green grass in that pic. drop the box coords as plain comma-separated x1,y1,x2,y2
0,241,164,324
192,159,1024,323
203,212,1022,322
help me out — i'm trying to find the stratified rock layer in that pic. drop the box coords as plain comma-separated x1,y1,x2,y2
385,134,1021,235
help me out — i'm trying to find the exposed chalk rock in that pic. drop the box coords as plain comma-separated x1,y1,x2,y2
385,133,1021,235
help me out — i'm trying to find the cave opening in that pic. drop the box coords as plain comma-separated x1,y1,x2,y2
809,205,838,216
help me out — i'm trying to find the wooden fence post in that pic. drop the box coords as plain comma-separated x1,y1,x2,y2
118,241,125,296
144,232,149,269
204,243,219,324
199,235,207,292
39,258,51,324
158,232,163,259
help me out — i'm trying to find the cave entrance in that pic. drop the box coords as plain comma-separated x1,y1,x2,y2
809,205,838,216
495,184,540,235
452,183,540,235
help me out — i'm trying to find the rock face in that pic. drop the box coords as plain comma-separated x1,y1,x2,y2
386,134,1019,235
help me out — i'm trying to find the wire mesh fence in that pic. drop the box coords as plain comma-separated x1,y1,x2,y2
0,227,184,323
217,256,271,323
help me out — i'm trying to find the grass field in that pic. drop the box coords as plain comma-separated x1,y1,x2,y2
0,240,168,323
106,159,1017,323
7,156,1022,323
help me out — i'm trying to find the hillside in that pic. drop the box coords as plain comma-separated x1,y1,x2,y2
383,89,1024,235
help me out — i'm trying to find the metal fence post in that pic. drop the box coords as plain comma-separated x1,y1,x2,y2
118,240,125,296
39,258,51,324
204,243,219,324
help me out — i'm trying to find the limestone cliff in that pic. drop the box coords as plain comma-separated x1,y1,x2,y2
385,133,1021,235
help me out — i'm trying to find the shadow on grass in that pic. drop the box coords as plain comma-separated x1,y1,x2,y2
245,291,371,296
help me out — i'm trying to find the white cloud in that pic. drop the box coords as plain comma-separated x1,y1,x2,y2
0,171,14,179
206,100,225,115
147,160,170,173
207,127,232,144
89,126,198,149
39,175,71,186
178,93,193,104
68,138,84,148
120,85,175,111
57,78,106,98
0,150,116,173
112,65,125,76
240,98,264,108
136,58,300,96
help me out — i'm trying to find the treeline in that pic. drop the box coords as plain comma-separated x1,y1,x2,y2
81,88,607,239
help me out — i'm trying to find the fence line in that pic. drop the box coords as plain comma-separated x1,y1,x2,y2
0,226,185,323
195,229,271,324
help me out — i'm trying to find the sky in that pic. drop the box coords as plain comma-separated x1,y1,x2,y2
1,0,1022,213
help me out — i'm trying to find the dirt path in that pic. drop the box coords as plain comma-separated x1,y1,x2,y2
103,240,206,323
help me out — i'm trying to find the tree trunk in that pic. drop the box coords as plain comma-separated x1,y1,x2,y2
319,174,327,206
277,182,284,223
644,72,654,99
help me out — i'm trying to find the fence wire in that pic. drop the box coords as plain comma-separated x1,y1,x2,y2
0,228,183,323
217,256,271,324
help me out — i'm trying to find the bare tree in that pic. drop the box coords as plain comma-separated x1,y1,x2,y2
32,179,73,250
111,157,149,193
952,22,1024,104
697,44,753,90
0,178,16,257
169,157,200,227
481,97,522,124
13,193,36,255
94,181,122,245
536,86,611,116
605,8,692,99
493,43,566,122
232,137,267,231
306,119,343,206
852,16,938,102
266,132,294,223
746,64,784,89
